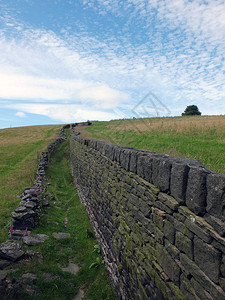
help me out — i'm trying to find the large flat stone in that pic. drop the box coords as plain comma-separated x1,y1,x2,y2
194,237,221,284
23,234,49,246
21,273,37,283
52,232,71,239
60,262,80,275
0,241,24,261
11,210,36,220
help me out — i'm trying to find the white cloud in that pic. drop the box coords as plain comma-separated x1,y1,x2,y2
15,111,26,117
0,0,225,126
7,103,119,122
78,85,129,108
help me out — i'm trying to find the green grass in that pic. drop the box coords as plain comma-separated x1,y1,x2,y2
83,116,225,174
0,125,62,243
6,135,116,300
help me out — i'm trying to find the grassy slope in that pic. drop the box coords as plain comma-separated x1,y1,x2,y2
0,125,62,243
80,115,225,174
10,135,116,300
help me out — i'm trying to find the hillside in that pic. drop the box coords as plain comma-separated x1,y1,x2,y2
79,115,225,174
0,125,61,243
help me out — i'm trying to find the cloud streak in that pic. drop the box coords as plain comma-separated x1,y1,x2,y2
0,0,224,127
7,103,119,123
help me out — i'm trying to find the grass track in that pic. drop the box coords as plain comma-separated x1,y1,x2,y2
8,134,116,300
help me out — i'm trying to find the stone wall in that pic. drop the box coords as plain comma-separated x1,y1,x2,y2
10,125,69,231
70,133,225,300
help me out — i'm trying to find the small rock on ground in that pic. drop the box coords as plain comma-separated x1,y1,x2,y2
21,273,37,283
60,262,80,275
43,273,61,281
74,289,85,300
23,284,39,296
53,232,71,239
23,234,49,246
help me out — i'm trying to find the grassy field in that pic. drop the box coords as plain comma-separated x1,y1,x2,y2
80,115,225,174
0,125,61,243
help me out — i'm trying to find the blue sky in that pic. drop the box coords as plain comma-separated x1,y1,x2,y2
0,0,225,128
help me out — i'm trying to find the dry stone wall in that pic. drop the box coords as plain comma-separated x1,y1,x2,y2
11,125,68,231
70,133,225,300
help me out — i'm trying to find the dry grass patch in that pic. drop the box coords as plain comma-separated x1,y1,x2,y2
107,115,225,135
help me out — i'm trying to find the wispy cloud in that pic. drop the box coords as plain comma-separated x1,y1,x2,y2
0,0,224,127
7,103,119,122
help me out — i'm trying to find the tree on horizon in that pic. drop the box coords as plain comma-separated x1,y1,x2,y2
182,105,201,116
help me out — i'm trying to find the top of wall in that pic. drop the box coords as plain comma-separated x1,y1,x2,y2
71,134,225,236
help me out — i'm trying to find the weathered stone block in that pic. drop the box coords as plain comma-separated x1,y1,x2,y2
206,173,225,221
165,239,180,260
158,193,179,211
137,199,151,217
170,162,189,204
152,157,172,192
204,213,225,237
104,143,115,161
180,274,196,300
180,208,213,243
175,231,193,260
180,253,225,300
154,271,171,299
173,218,194,239
154,227,164,244
186,167,209,215
114,145,122,163
160,248,180,284
191,277,214,300
194,236,221,284
163,220,175,244
0,241,24,261
120,149,131,171
154,201,173,214
129,150,138,173
168,281,184,300
221,255,225,277
219,277,225,292
152,207,165,230
136,153,150,180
